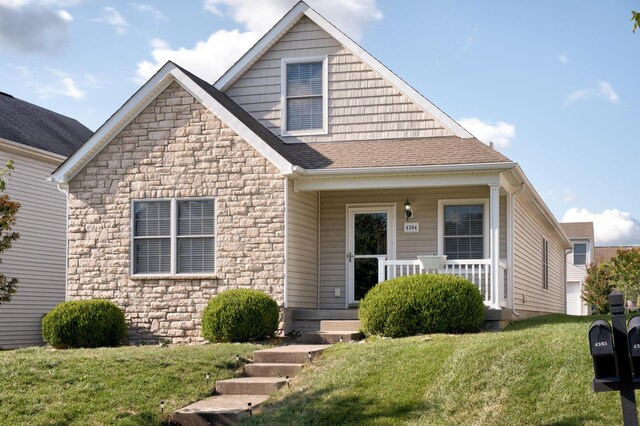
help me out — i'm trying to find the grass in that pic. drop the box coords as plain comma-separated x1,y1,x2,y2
0,343,261,425
243,314,626,425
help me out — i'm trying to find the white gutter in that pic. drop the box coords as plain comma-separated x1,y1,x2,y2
288,161,517,177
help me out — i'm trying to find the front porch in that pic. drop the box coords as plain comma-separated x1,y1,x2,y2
284,167,521,325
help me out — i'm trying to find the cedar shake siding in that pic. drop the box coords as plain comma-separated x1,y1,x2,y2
67,82,285,344
226,16,455,143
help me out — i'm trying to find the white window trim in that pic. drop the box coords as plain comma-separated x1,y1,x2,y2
437,199,490,259
280,55,329,137
130,197,217,277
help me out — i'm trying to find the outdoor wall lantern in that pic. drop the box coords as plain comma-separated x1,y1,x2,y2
404,199,413,220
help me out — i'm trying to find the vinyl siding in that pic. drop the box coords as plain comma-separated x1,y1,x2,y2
286,179,318,308
512,193,566,313
226,16,454,143
318,187,504,309
0,149,66,348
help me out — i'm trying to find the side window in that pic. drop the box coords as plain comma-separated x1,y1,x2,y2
573,243,587,265
542,237,549,290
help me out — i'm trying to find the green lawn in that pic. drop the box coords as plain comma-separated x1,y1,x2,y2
0,343,261,425
243,314,626,426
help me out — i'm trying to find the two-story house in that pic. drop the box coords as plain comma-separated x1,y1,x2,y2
51,2,571,343
559,222,595,315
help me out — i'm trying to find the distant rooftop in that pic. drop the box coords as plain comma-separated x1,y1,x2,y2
0,92,93,157
559,222,595,241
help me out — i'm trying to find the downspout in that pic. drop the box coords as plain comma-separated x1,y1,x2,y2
51,179,70,302
510,183,526,318
564,248,573,314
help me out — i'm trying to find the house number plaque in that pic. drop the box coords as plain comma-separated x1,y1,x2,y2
404,222,419,233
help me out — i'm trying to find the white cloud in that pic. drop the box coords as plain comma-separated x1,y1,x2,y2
563,208,640,245
135,30,259,83
564,81,620,106
36,68,86,100
558,53,569,63
131,3,166,22
203,0,382,40
8,63,31,77
457,117,515,149
93,6,128,34
57,8,71,21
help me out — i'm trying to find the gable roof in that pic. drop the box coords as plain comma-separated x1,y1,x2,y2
51,62,296,184
214,1,472,139
0,92,92,157
559,222,595,240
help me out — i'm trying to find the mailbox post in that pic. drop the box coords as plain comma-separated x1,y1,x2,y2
589,290,640,426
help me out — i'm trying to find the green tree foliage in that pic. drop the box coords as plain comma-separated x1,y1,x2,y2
582,260,617,314
633,10,640,32
583,248,640,313
0,160,20,304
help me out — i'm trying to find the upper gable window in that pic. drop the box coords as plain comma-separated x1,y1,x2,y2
573,243,587,265
281,57,328,136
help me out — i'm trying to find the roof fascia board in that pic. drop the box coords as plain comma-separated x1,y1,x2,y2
52,62,178,183
214,2,309,90
295,162,516,177
511,164,572,249
169,69,293,174
294,170,501,192
214,2,472,139
0,137,67,164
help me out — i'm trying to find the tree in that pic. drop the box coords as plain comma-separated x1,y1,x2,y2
583,248,640,313
0,160,20,304
583,259,617,314
633,10,640,33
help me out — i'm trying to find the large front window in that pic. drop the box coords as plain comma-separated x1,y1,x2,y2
443,204,484,260
133,199,215,275
281,57,327,135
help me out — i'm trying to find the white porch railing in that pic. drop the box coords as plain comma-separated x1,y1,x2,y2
377,257,509,307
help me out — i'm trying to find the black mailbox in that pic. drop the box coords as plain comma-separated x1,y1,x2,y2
589,320,618,380
628,316,640,377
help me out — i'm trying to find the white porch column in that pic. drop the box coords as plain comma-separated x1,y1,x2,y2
489,183,500,309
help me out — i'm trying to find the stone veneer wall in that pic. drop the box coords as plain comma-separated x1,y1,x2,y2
67,81,286,343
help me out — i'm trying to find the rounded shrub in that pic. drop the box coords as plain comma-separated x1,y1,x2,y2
42,299,127,349
359,274,484,337
202,289,279,343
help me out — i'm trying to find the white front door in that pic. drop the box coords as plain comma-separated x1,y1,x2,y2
566,281,582,315
346,205,395,306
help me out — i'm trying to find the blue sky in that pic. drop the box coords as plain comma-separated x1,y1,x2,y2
1,0,639,245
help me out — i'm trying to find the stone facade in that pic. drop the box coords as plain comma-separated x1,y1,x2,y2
67,81,286,344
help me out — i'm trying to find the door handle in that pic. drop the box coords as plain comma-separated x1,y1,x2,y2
347,252,353,262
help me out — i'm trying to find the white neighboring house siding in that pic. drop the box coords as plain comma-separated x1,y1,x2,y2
225,16,455,143
0,142,66,348
512,193,566,314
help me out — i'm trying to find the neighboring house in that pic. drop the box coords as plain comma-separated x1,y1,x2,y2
559,222,594,316
51,2,571,343
0,92,92,348
594,246,638,264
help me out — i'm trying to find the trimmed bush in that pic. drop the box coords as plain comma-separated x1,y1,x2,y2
202,289,279,343
42,299,127,349
359,274,484,337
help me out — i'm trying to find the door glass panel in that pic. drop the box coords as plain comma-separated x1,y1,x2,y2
354,258,379,300
354,213,387,255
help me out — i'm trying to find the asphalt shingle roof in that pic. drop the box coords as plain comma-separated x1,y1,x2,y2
176,64,512,170
0,92,93,157
559,222,595,240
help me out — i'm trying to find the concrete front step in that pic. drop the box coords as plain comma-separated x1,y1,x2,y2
301,331,362,344
320,320,361,332
170,394,269,426
216,377,288,395
244,362,304,378
252,344,330,364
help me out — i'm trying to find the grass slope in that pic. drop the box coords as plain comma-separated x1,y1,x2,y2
0,343,260,425
244,315,625,426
